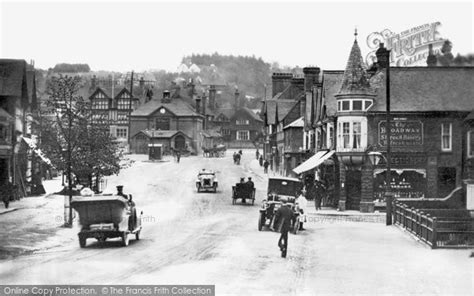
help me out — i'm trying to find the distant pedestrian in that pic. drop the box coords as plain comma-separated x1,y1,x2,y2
176,151,181,163
273,197,293,258
263,159,269,173
314,179,326,210
1,182,13,209
259,155,263,166
256,149,260,160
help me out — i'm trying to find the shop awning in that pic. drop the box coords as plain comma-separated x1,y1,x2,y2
293,150,335,175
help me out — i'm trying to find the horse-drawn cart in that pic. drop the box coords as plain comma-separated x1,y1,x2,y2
71,195,142,247
232,183,255,205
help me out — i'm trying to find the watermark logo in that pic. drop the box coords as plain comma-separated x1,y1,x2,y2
366,22,444,67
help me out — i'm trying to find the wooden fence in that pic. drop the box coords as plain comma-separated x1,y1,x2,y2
394,201,474,249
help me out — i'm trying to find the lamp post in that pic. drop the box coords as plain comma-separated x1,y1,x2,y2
375,43,393,226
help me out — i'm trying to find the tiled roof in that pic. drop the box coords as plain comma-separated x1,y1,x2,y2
322,67,474,113
202,129,222,138
337,39,374,96
265,99,298,124
0,59,27,97
370,67,474,112
321,70,344,117
131,97,201,117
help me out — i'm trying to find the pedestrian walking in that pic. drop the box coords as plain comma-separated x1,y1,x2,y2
295,190,308,230
263,159,269,173
314,179,326,210
1,181,13,209
256,149,260,160
176,151,181,163
273,197,293,258
259,155,263,166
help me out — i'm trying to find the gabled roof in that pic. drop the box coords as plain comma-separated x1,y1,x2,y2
0,59,27,97
241,107,263,122
131,97,201,117
134,129,191,139
284,117,304,129
265,99,298,125
321,70,344,117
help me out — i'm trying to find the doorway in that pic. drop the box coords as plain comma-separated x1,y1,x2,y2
174,135,185,151
345,169,361,210
438,167,456,198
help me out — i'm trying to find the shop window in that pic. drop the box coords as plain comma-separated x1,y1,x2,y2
441,123,452,151
468,130,474,158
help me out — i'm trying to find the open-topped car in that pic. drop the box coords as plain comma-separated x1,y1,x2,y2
71,194,142,247
196,169,218,193
258,177,302,234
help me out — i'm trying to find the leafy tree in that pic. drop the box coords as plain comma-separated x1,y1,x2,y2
37,75,124,193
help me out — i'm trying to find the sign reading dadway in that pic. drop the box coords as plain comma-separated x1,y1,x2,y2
366,22,444,67
378,120,423,147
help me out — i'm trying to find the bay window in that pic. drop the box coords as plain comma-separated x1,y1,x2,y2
337,117,368,151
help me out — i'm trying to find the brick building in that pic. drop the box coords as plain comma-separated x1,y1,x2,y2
300,35,474,212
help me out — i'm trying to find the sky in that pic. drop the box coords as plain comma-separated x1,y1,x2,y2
0,0,473,72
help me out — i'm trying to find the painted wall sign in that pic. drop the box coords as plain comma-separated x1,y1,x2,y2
378,120,423,146
366,22,444,67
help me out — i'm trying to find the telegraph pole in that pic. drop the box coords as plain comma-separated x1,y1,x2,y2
128,71,134,147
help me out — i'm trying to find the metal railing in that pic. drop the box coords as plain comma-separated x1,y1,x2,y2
394,201,474,249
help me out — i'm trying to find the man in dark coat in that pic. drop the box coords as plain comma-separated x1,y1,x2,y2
273,198,293,258
263,159,269,173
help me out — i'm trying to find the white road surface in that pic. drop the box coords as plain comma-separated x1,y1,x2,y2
0,150,472,295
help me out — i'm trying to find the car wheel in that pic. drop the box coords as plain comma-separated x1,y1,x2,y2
122,232,129,247
79,235,86,248
135,230,140,241
258,213,265,231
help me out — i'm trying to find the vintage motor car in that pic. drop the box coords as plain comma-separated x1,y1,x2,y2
71,194,142,247
258,177,302,234
196,169,218,193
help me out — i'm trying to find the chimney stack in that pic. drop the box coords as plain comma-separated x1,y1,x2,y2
195,95,201,114
91,75,97,90
162,90,171,103
376,43,390,69
234,88,240,110
303,67,320,93
209,85,216,110
271,73,293,97
427,44,437,67
139,77,145,88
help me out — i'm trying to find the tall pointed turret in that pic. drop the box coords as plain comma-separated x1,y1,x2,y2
337,29,374,96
